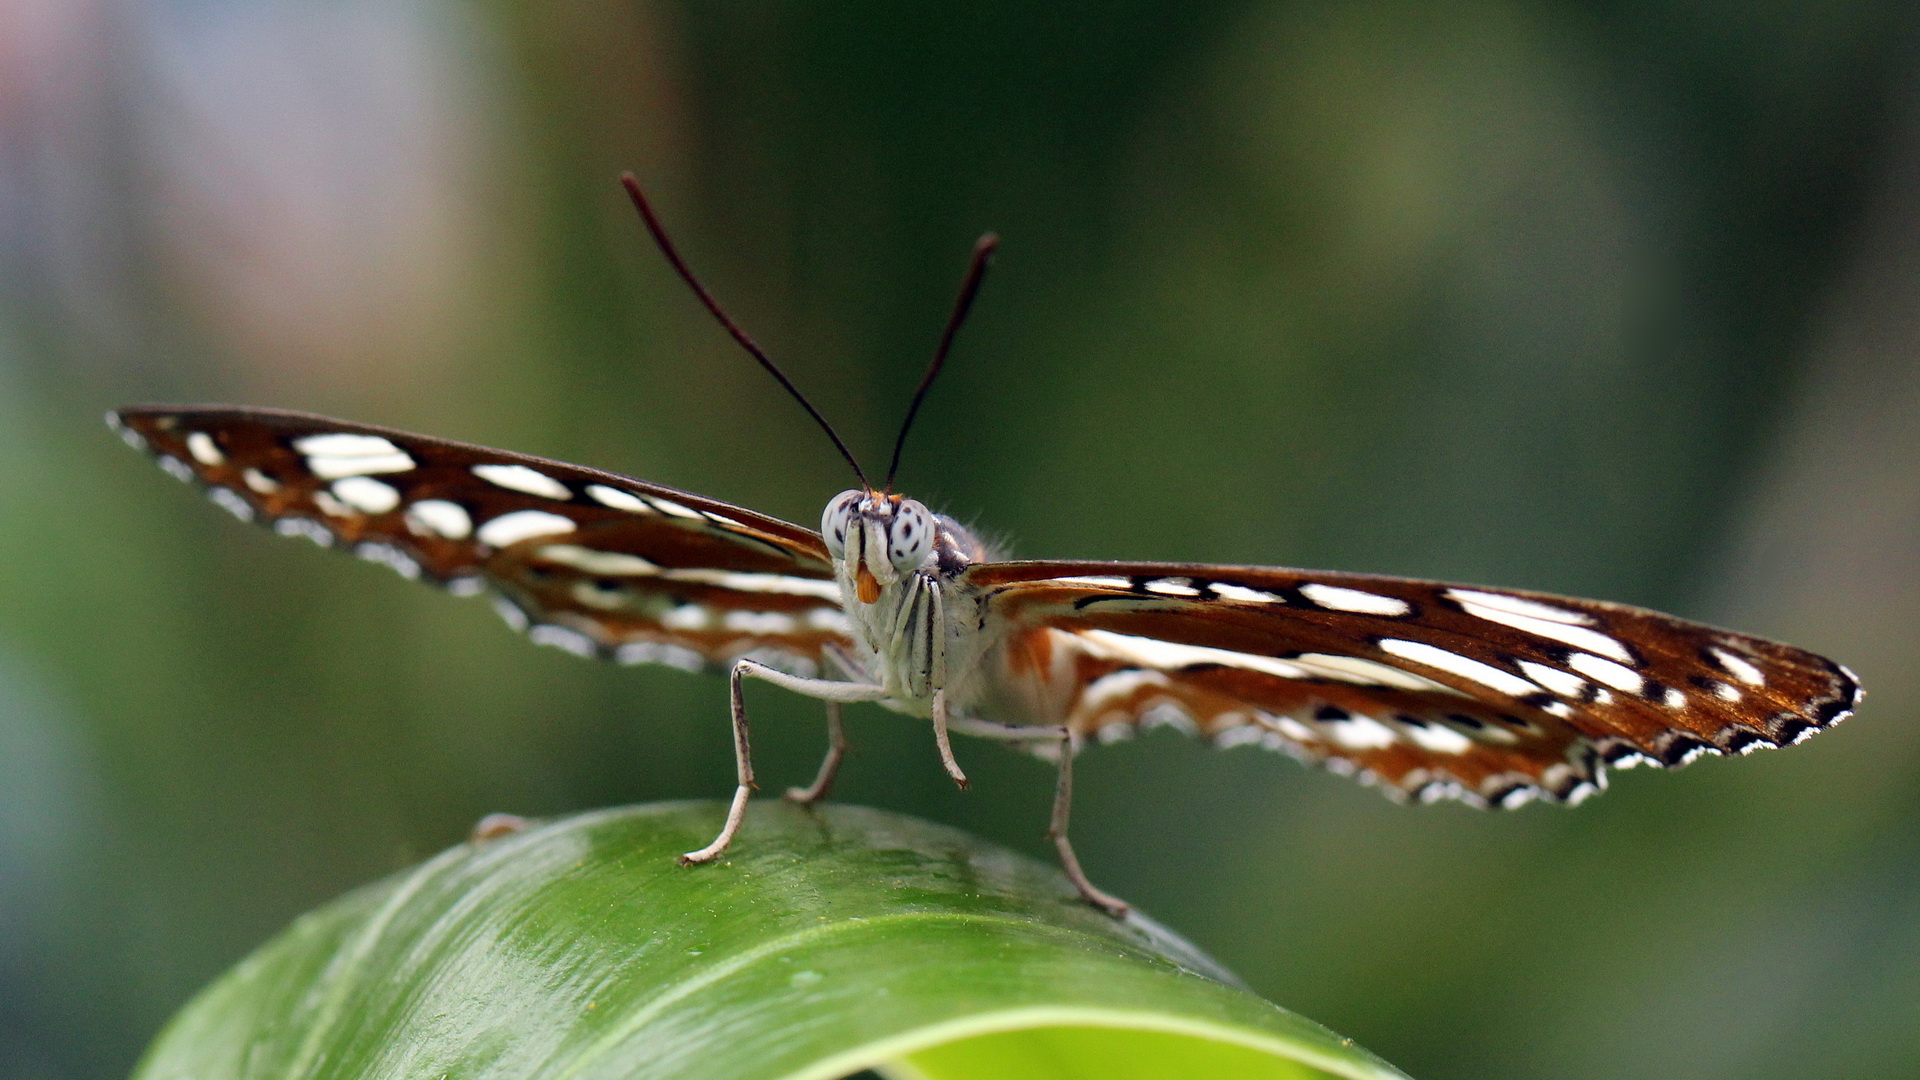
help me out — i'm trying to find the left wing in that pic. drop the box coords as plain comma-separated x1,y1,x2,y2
110,405,851,675
967,560,1859,807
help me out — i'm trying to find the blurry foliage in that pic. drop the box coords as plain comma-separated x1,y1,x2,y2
1,2,1917,1079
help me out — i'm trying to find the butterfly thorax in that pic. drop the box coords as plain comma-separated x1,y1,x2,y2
821,490,994,712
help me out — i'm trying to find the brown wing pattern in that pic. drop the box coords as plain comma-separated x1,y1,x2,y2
111,406,849,675
968,560,1860,807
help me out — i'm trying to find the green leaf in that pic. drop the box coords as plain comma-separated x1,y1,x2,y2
132,801,1410,1080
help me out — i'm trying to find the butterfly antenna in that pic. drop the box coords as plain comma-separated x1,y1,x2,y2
620,173,869,488
884,232,998,492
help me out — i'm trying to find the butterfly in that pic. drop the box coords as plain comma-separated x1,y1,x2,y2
110,175,1861,917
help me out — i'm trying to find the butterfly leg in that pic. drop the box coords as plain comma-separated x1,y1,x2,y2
784,701,847,805
1048,729,1130,918
681,659,889,865
931,689,970,790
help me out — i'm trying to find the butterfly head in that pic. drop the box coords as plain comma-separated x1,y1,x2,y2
823,489,936,604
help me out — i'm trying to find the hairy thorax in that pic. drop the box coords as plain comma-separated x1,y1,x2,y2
836,507,997,714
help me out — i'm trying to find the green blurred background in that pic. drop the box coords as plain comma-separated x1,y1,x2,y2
2,2,1917,1077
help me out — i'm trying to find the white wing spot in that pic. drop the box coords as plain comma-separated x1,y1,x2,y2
1671,742,1714,765
306,452,415,479
722,610,799,635
1270,716,1318,744
1293,653,1461,694
1447,718,1513,745
330,476,401,515
587,484,655,513
476,510,577,548
660,569,841,600
491,596,530,631
1139,704,1199,737
1299,583,1412,616
294,433,403,457
1212,584,1280,603
1074,634,1462,696
1055,576,1131,589
529,624,598,658
312,491,352,518
448,577,483,597
1565,652,1645,694
1662,687,1687,709
529,543,839,599
1518,660,1588,698
1144,579,1202,597
207,487,253,521
472,464,571,500
806,608,852,634
1079,630,1314,683
535,544,658,575
1495,786,1539,808
186,432,225,466
1080,669,1173,710
615,641,705,672
1452,596,1633,663
1711,647,1766,686
1541,701,1575,718
108,414,147,450
294,434,415,479
243,468,279,494
571,580,628,610
1565,781,1600,806
405,499,472,540
1445,588,1592,626
650,497,705,520
1714,681,1742,702
1213,718,1259,745
1378,639,1542,697
274,518,334,546
355,542,420,580
661,605,711,631
1403,721,1474,754
1321,714,1398,750
158,456,195,482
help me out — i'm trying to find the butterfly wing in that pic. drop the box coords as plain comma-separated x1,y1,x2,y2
966,560,1860,807
111,406,850,675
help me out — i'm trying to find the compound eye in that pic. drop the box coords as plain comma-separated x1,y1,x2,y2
821,490,862,559
887,500,935,572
